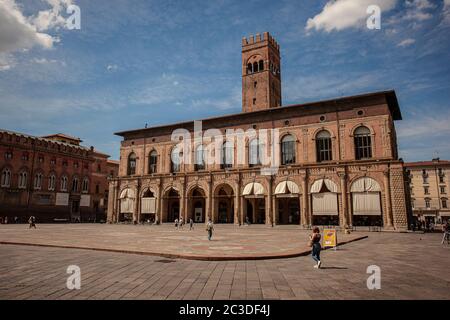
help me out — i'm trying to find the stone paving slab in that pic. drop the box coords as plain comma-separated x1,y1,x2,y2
0,232,449,300
0,224,367,260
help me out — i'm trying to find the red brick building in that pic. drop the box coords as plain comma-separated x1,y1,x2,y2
0,131,119,223
108,32,410,230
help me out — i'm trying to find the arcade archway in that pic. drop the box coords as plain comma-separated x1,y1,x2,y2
213,184,234,223
187,187,206,223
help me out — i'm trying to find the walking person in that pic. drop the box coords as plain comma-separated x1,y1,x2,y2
174,218,179,229
28,216,36,229
189,218,194,230
309,227,322,269
179,217,184,229
441,222,450,245
206,219,214,241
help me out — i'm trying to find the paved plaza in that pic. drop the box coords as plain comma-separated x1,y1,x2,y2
0,224,366,260
0,224,449,300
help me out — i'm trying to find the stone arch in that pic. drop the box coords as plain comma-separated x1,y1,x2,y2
213,183,235,223
187,185,207,223
349,176,383,227
162,186,181,223
349,123,376,137
118,186,136,222
310,178,340,226
349,175,382,192
311,127,336,140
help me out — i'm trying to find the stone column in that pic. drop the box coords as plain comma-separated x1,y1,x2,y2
390,166,409,230
207,179,212,223
134,183,140,223
234,192,240,225
272,195,277,226
383,170,394,228
180,185,185,221
157,179,163,223
339,173,348,228
107,180,116,223
301,176,308,227
240,196,245,225
267,177,273,226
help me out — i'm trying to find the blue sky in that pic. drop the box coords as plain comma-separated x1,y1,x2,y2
0,0,449,161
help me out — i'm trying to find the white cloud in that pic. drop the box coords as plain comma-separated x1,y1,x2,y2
106,64,118,71
0,0,74,70
402,0,436,21
30,0,74,31
397,111,450,140
443,0,450,24
397,38,416,47
0,0,55,53
0,53,15,71
305,0,397,32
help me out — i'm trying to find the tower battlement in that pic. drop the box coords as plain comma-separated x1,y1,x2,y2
242,32,279,51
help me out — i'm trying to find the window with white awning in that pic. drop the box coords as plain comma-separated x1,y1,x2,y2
311,179,338,216
243,182,265,197
274,181,300,197
141,188,156,214
120,188,135,213
350,177,382,216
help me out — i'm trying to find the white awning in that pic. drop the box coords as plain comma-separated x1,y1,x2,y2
350,177,381,192
352,192,381,215
120,188,135,199
310,179,338,193
312,192,338,215
274,181,300,195
243,182,265,196
120,198,134,213
141,198,156,214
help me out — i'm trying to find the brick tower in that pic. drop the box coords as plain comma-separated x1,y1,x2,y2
242,32,282,113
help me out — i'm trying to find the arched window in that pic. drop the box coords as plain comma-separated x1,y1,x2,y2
354,126,372,160
247,63,253,74
221,141,233,169
72,177,79,192
18,171,27,189
171,146,182,173
127,152,136,175
281,135,295,165
61,176,68,191
195,145,205,171
149,150,157,174
253,62,258,73
259,60,264,71
48,174,56,191
249,139,262,167
82,177,89,193
34,173,42,190
1,168,11,187
316,130,332,162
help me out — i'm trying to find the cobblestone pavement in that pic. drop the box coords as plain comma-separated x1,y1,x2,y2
0,224,366,259
0,230,449,300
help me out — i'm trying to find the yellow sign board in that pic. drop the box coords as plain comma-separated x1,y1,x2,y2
322,228,337,248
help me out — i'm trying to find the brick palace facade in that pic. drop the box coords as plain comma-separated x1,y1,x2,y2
107,32,410,230
0,131,119,223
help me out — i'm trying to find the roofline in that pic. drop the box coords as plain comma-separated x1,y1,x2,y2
405,160,450,167
1,129,89,150
41,133,83,142
114,90,402,137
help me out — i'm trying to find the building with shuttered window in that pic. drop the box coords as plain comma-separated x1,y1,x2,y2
107,32,410,230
